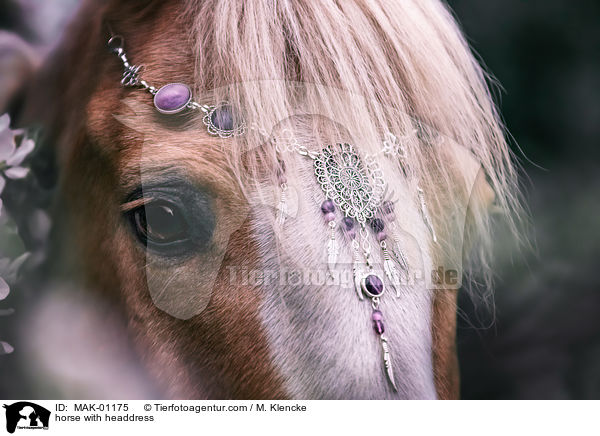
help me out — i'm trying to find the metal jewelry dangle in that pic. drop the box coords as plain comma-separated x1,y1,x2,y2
293,141,400,391
276,160,289,225
417,187,437,243
380,131,438,245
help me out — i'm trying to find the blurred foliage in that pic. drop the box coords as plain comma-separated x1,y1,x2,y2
0,213,25,259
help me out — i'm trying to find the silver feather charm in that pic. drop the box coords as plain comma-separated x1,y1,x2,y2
276,183,288,225
387,222,409,271
381,335,398,391
327,221,339,272
381,242,402,293
351,240,365,300
391,245,409,271
417,186,438,243
391,239,409,272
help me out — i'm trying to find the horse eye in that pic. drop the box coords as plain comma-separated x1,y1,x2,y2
130,200,190,249
123,182,215,257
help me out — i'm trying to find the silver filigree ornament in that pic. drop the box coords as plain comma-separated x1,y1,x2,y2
307,143,398,391
313,143,386,225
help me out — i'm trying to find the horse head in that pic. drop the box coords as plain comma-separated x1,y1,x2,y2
4,0,518,399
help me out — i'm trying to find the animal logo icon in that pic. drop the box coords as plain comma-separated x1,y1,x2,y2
3,402,50,434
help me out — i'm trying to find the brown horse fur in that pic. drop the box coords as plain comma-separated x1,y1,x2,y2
6,0,516,399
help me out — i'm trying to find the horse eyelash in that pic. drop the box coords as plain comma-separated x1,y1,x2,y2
120,197,155,213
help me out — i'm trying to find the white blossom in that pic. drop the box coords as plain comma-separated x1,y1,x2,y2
0,113,35,201
0,341,13,355
0,113,36,356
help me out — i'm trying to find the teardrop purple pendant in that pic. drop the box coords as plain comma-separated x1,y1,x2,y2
372,310,385,335
153,83,192,114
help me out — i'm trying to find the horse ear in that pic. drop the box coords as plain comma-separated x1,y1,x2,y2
0,31,40,121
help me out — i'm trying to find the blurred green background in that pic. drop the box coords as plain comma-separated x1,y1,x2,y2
448,0,600,398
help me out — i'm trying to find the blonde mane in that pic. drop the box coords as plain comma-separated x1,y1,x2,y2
182,0,521,289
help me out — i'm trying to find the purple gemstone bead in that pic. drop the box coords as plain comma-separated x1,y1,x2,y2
381,201,395,215
153,83,192,114
324,212,335,222
320,199,335,214
210,104,235,131
373,319,385,335
342,217,354,231
370,218,385,233
276,160,287,183
376,231,387,242
372,311,385,334
278,159,286,173
372,310,383,321
364,274,384,296
345,228,356,239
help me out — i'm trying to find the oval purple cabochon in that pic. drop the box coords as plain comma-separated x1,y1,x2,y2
365,274,384,296
154,83,192,114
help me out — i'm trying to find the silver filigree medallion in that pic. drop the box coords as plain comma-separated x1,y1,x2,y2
313,143,385,223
